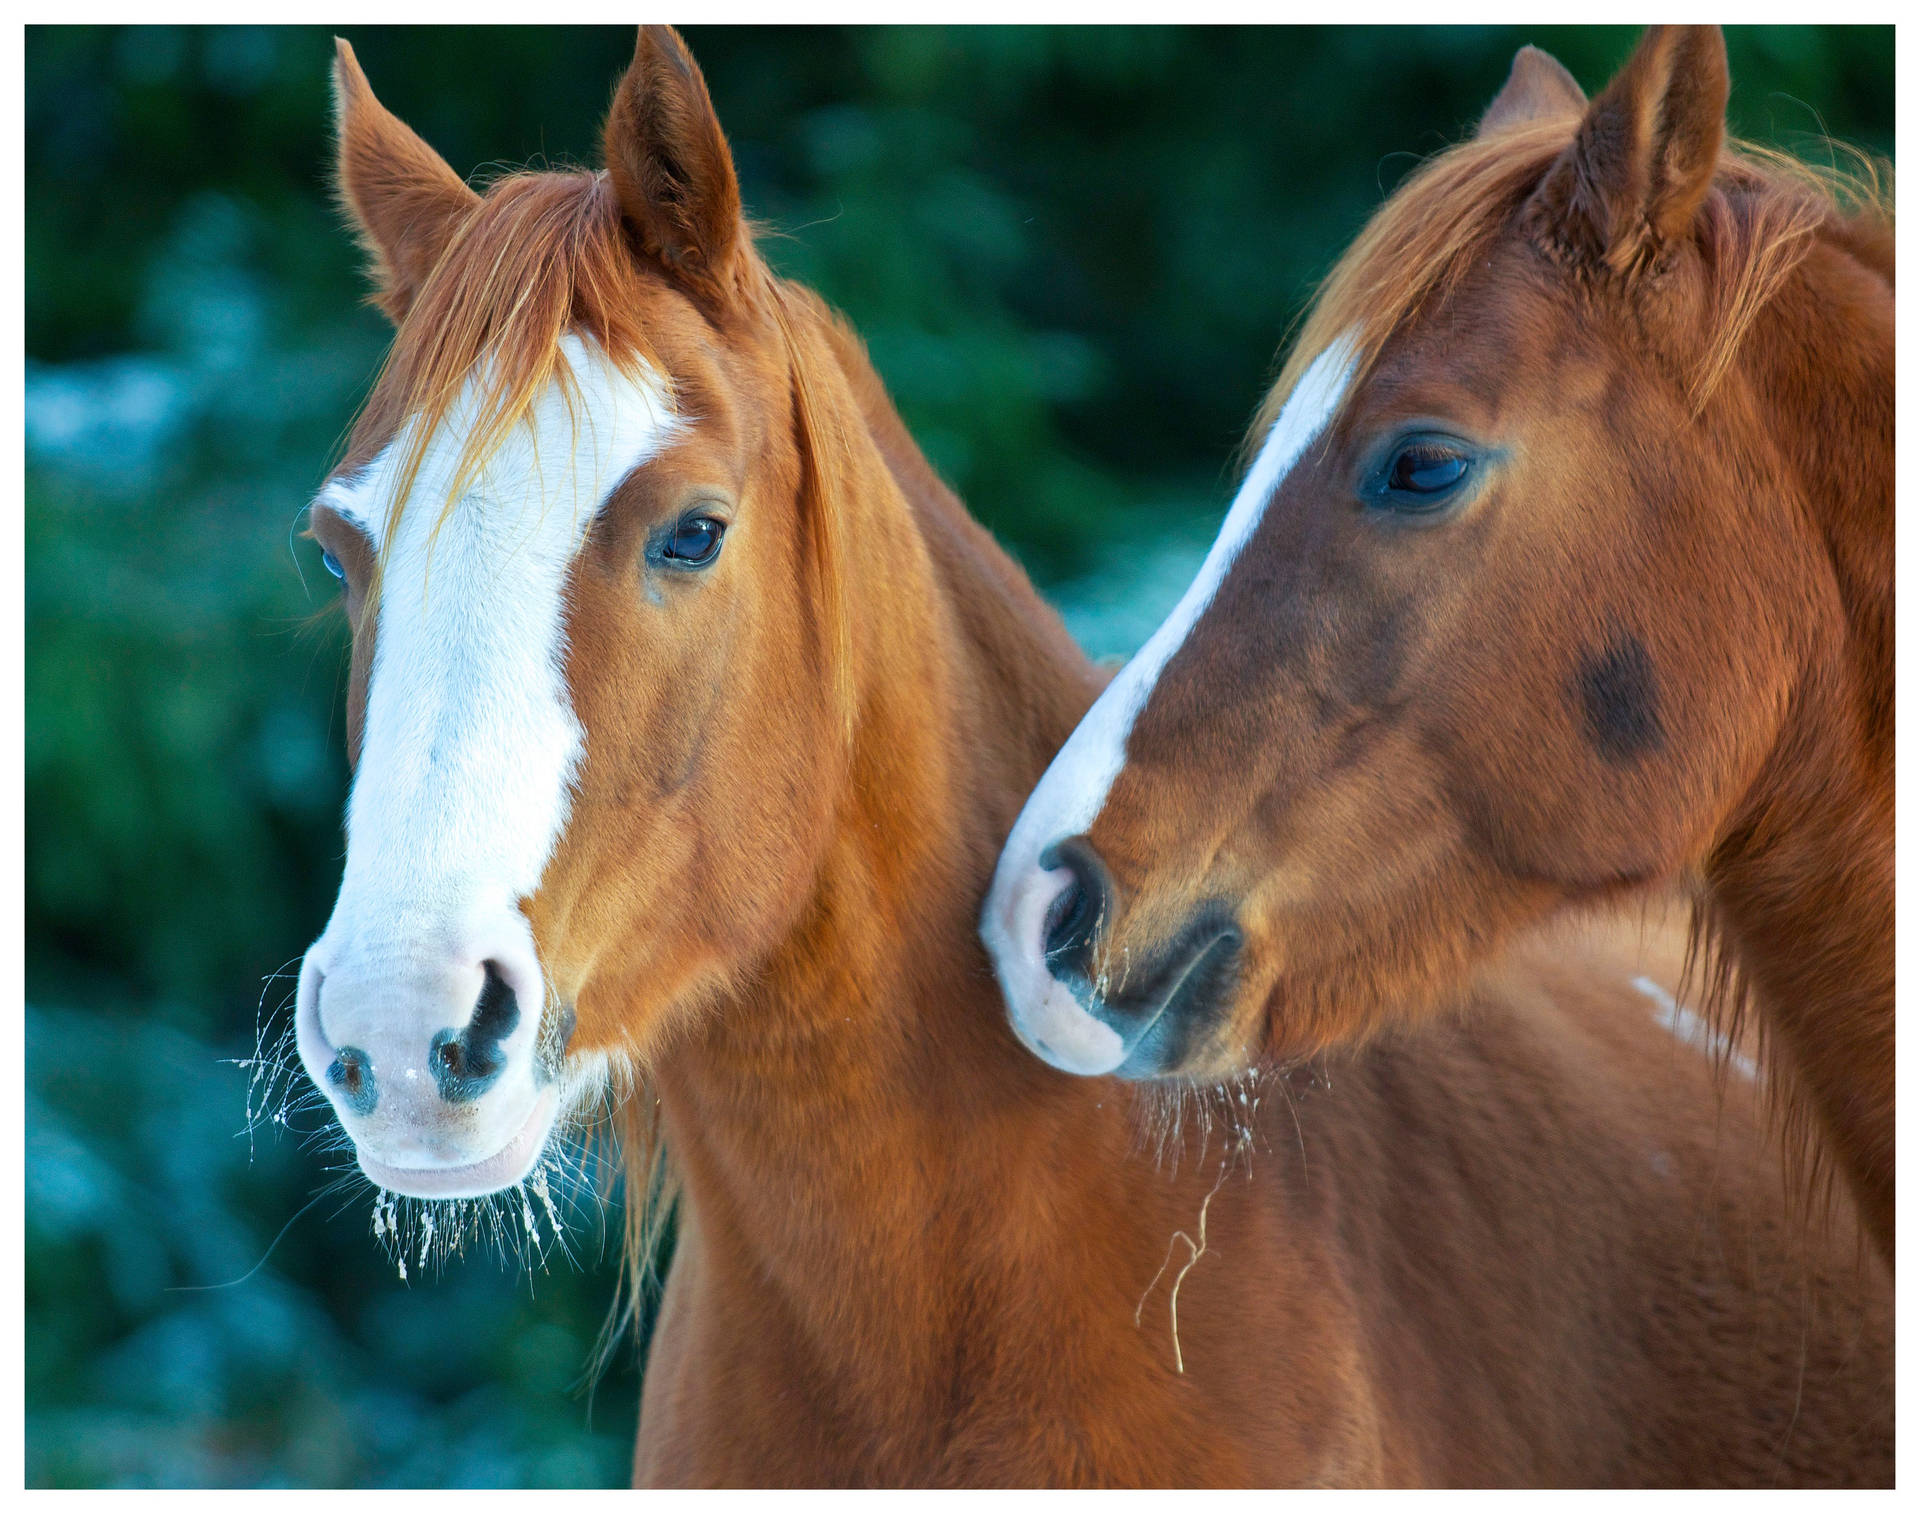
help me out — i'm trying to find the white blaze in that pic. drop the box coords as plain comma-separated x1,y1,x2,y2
295,336,680,1198
319,335,678,959
981,333,1358,1074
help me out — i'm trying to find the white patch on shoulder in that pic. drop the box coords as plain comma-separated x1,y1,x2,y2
320,333,679,965
1632,975,1758,1081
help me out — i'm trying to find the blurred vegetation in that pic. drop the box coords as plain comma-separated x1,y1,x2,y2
25,24,1891,1487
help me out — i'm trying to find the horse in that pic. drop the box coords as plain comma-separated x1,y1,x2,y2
295,27,1890,1486
984,26,1894,1264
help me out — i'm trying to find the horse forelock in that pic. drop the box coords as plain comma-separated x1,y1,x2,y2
342,170,661,559
1249,120,1890,470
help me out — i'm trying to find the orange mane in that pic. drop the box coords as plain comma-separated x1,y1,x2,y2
1255,121,1890,450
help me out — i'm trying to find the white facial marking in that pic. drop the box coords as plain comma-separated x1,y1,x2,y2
1632,975,1758,1081
338,337,675,934
982,333,1359,1075
297,335,679,1193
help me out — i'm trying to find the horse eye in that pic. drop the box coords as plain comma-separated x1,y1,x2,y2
321,550,346,580
1372,437,1475,515
1387,445,1470,496
660,515,727,567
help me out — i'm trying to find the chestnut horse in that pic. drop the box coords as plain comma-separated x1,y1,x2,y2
986,27,1894,1262
296,28,1889,1486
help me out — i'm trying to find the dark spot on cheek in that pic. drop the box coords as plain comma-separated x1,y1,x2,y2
1574,633,1664,763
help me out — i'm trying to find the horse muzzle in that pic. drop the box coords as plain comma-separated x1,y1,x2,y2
295,919,569,1198
986,834,1244,1079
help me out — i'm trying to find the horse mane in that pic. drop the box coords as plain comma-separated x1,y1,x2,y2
1252,119,1892,453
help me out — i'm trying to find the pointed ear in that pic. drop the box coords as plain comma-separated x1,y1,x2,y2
602,25,744,307
331,37,479,325
1477,45,1586,136
1522,25,1728,278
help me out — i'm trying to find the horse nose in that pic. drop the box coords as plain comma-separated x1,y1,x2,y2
304,947,546,1117
429,961,521,1103
1039,835,1112,983
295,929,569,1196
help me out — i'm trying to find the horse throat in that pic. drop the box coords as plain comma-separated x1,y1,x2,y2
633,326,1144,1464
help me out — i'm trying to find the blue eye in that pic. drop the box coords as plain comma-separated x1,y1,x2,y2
1370,435,1477,515
321,550,345,580
659,515,726,567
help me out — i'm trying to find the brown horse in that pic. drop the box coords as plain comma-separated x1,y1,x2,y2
296,28,1889,1485
985,26,1894,1262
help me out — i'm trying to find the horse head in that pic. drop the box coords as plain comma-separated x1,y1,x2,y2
297,29,859,1200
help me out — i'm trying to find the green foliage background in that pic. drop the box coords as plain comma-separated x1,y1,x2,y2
25,24,1892,1487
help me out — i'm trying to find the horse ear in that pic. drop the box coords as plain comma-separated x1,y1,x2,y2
1477,45,1585,135
331,37,479,325
1522,25,1728,277
602,25,744,307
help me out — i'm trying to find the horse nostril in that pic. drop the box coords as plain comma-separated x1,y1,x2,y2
328,1045,378,1116
1044,877,1090,958
1039,837,1111,982
430,961,520,1104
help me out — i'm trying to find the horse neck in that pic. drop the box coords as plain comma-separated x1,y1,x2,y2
1701,218,1893,1238
822,308,1107,819
646,303,1135,1429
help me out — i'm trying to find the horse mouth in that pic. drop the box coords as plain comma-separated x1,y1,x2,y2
353,1086,559,1200
1112,922,1243,1077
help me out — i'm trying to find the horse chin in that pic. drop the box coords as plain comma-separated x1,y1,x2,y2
1110,975,1267,1084
1011,979,1252,1084
353,1085,560,1200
